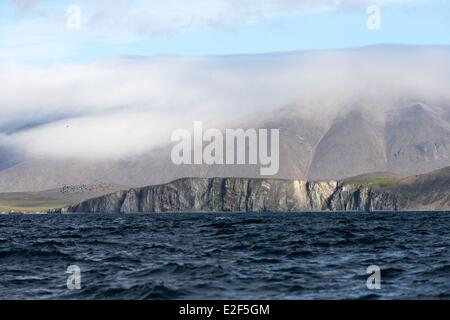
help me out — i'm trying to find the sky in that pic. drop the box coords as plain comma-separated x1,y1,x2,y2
0,0,449,162
0,0,449,65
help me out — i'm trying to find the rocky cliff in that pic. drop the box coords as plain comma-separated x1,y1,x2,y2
61,167,450,213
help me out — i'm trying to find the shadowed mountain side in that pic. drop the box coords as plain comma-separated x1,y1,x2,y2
61,166,450,213
307,110,387,180
260,114,326,179
386,103,450,176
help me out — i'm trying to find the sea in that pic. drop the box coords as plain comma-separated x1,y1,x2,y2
0,212,449,300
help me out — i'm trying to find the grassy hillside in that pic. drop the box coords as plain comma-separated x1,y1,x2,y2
344,172,404,187
0,184,126,213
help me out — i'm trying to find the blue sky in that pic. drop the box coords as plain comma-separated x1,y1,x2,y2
0,0,449,65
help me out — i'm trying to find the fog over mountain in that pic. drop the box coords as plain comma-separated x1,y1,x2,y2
0,45,449,192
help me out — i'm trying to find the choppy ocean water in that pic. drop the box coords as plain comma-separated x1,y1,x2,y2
0,212,449,300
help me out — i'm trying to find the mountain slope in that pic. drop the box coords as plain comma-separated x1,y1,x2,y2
386,103,450,176
308,110,387,180
0,103,449,192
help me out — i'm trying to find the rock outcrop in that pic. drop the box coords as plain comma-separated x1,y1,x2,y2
61,167,450,213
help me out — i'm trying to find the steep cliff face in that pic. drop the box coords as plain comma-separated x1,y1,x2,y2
63,167,450,213
66,179,336,213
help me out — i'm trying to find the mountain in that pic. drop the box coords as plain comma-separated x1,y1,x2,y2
386,103,450,176
59,166,450,213
307,110,387,180
0,102,449,192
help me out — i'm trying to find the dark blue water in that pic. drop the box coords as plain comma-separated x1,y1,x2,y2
0,212,449,300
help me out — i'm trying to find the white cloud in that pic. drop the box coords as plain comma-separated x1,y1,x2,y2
0,45,449,161
8,0,427,37
78,0,429,37
1,0,433,64
10,0,40,13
